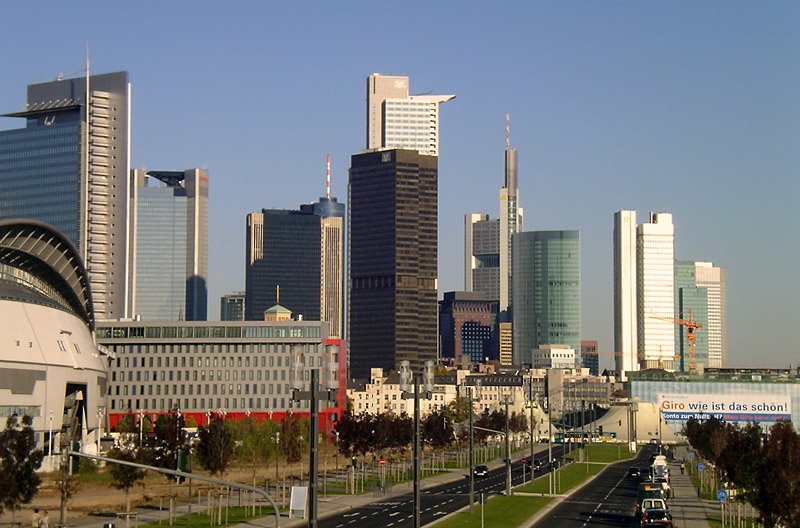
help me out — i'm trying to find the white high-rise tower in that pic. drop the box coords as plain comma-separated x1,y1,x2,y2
637,212,676,369
614,210,638,376
366,74,455,157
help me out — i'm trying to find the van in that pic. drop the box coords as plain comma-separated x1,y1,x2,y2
637,482,667,513
641,498,668,511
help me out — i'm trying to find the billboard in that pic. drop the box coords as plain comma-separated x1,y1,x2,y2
657,393,792,423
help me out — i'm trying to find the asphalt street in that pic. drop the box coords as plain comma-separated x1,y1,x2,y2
318,445,566,528
529,445,654,528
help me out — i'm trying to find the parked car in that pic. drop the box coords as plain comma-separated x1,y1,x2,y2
641,508,673,527
473,465,489,478
627,466,642,478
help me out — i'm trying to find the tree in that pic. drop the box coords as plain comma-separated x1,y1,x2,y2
280,414,308,463
149,411,187,480
107,448,145,513
0,415,44,519
196,415,232,475
422,410,455,448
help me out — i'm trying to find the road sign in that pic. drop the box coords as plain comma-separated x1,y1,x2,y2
717,489,728,502
698,463,705,471
379,459,386,466
687,451,695,459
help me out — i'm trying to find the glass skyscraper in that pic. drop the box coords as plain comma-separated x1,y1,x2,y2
0,71,131,320
245,195,344,337
129,169,209,321
512,230,581,365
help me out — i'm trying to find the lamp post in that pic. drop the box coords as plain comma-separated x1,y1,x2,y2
502,391,512,496
461,379,481,513
400,360,435,528
97,408,104,455
274,431,280,497
206,409,212,426
334,431,339,471
291,344,339,528
48,411,53,459
138,409,144,448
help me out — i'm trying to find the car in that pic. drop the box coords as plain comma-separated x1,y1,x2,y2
473,465,489,478
521,457,544,472
640,508,673,527
627,466,642,478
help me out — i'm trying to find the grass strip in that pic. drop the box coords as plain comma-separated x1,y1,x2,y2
516,461,605,495
137,506,270,528
430,495,552,528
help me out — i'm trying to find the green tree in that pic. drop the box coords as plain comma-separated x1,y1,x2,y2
107,448,145,513
280,414,308,463
0,415,44,519
422,410,455,448
149,411,186,479
196,416,232,475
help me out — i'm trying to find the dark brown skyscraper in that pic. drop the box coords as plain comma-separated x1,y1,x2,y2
348,149,437,379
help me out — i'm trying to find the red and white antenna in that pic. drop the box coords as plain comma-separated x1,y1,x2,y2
325,153,331,199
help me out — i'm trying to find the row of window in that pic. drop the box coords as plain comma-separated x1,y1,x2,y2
112,381,293,398
111,397,294,412
113,367,287,383
98,324,320,339
112,347,323,368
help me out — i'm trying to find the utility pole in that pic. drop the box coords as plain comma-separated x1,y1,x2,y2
503,393,512,496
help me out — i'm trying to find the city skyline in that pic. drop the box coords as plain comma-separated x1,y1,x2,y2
0,4,797,368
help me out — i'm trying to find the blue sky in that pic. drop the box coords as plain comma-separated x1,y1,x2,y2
1,2,798,369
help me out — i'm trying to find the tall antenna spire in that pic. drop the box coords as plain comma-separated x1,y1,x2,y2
505,113,510,149
325,153,331,199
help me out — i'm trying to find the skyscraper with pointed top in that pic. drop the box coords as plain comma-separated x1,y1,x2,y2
246,156,344,336
464,116,523,363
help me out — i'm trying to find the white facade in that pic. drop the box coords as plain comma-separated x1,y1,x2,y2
694,262,726,368
614,210,638,376
637,213,676,370
366,74,455,157
532,345,577,370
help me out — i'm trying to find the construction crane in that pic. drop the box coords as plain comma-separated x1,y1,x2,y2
649,311,703,372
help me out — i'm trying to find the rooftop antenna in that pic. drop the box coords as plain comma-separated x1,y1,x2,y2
505,113,510,149
276,284,280,305
325,153,331,199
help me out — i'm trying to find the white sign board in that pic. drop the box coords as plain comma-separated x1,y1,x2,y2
657,393,791,423
289,486,308,519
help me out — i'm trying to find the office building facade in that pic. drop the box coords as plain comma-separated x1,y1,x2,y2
348,149,437,379
512,230,581,366
439,291,498,364
129,169,208,321
695,262,726,368
245,196,344,337
675,260,709,371
0,71,131,320
581,340,600,376
613,210,638,376
97,320,346,430
366,74,454,157
220,292,246,321
637,213,676,370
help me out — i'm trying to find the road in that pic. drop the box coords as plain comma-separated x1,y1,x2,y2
318,445,566,528
529,445,655,528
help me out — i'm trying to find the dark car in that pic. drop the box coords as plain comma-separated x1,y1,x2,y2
627,466,642,478
522,457,544,471
641,508,673,527
473,465,489,477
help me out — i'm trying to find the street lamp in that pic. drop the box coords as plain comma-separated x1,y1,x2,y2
274,431,281,497
97,408,104,455
501,390,513,496
461,378,482,513
291,343,339,528
48,411,53,460
399,360,435,528
138,409,144,448
206,409,212,426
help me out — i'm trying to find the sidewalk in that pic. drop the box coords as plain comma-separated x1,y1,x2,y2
667,446,719,528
